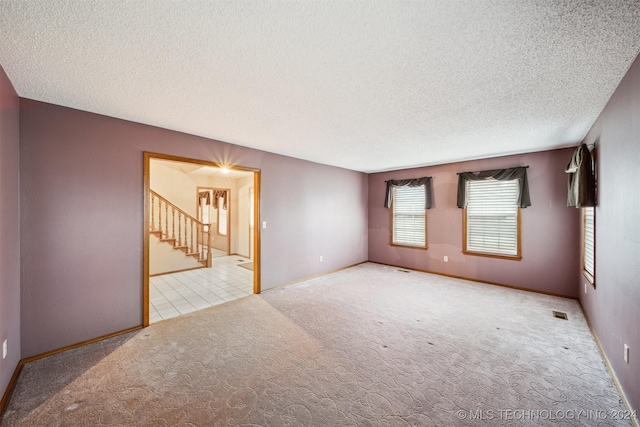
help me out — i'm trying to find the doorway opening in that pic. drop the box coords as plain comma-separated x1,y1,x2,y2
143,152,261,326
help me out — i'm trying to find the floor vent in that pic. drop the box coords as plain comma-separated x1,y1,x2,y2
552,311,568,320
396,269,410,273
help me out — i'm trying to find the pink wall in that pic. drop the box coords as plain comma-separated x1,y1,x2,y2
10,53,639,413
369,148,580,297
579,53,640,413
19,99,368,358
0,65,20,401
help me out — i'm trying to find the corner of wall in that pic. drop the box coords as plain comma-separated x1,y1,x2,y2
0,63,21,414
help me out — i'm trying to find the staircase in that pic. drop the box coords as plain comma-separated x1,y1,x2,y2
150,190,212,270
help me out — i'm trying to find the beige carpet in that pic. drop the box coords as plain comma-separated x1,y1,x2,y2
1,263,633,426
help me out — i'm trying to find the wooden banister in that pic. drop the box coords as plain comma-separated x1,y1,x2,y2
150,190,212,267
150,190,203,225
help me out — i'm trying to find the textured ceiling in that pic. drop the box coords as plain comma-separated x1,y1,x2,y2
1,1,639,173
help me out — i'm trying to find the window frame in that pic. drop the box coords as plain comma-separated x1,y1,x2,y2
463,179,522,260
390,185,428,249
216,194,228,236
196,187,230,236
582,206,595,287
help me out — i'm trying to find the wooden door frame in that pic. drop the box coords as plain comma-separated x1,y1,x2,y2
143,152,261,327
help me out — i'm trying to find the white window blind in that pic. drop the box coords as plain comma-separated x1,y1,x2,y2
392,186,426,247
466,179,519,256
583,207,595,277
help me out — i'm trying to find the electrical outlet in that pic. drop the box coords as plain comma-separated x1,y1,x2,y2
624,344,629,364
584,283,587,294
320,255,323,262
443,256,448,263
2,339,7,359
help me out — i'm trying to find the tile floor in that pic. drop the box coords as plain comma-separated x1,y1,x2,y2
149,254,254,323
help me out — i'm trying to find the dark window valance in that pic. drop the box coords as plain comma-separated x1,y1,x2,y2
457,166,531,208
565,143,595,207
384,177,433,209
213,190,228,210
198,191,211,206
198,190,228,210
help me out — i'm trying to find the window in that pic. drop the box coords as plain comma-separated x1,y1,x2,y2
198,190,213,233
464,179,520,259
391,185,427,248
583,206,595,284
217,195,228,235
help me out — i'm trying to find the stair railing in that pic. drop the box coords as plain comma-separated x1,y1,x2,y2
150,190,212,267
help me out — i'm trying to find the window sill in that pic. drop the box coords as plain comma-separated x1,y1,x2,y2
582,270,595,288
391,243,428,250
463,250,522,261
